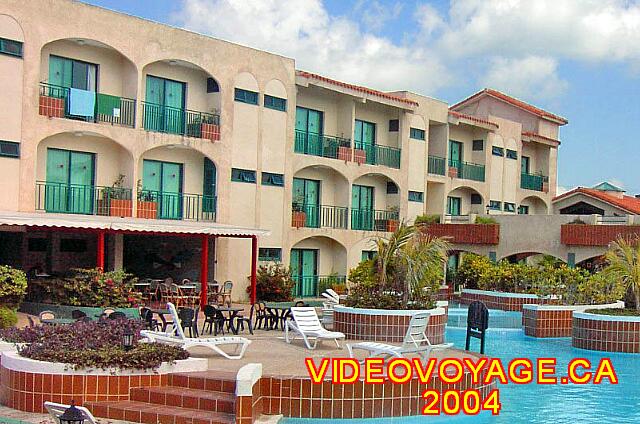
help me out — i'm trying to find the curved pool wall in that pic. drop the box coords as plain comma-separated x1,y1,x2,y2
284,306,640,424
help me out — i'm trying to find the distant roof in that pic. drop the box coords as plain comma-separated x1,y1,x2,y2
553,187,640,214
450,88,568,125
448,110,499,129
592,182,625,192
296,70,419,107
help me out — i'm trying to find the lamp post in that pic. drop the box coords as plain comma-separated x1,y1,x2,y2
59,401,85,424
122,327,134,351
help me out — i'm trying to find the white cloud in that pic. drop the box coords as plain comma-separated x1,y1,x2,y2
358,1,403,33
480,56,568,100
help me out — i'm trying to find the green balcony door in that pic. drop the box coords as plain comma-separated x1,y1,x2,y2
447,196,461,216
145,75,185,134
290,248,318,297
45,148,95,214
202,158,217,217
49,55,97,91
449,140,463,172
354,120,376,164
295,107,323,155
521,155,530,174
143,160,183,219
292,177,320,228
351,184,374,230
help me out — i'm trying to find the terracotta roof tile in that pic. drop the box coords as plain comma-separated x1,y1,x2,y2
449,110,499,129
553,187,640,214
296,70,419,106
522,131,560,145
451,88,568,125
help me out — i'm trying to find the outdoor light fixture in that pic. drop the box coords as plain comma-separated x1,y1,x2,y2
59,401,85,424
485,204,491,214
122,327,134,351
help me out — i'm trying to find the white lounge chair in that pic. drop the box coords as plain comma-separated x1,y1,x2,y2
45,401,97,424
140,303,251,360
285,307,345,349
347,312,452,361
321,289,340,327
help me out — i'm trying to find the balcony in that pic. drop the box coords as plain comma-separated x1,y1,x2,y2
39,83,135,128
291,204,349,229
428,155,446,175
292,274,347,298
448,160,485,182
354,142,401,169
35,181,133,217
137,190,216,221
142,102,220,141
419,221,500,245
351,209,400,232
521,172,549,192
294,130,351,160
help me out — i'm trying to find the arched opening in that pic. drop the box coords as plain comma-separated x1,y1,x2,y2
292,165,349,229
35,131,135,216
137,145,217,221
576,255,606,272
141,59,221,140
520,195,549,215
352,173,400,232
290,236,348,297
501,252,565,266
446,186,484,217
39,38,138,127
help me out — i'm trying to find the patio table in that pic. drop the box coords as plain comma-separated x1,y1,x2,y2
216,306,245,334
264,302,298,330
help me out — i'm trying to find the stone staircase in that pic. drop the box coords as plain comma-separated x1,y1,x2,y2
86,372,238,424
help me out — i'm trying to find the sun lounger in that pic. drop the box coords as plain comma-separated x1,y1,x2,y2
45,401,97,424
285,306,345,349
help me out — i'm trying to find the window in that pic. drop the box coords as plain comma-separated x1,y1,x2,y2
470,193,482,205
408,191,424,202
504,202,516,213
264,94,287,112
492,146,504,156
506,149,518,160
518,205,529,215
261,172,284,187
489,251,497,263
234,88,259,105
447,196,461,215
0,141,20,158
386,182,399,194
362,250,377,261
472,140,484,151
231,168,257,183
0,38,23,58
258,248,282,262
409,128,425,140
567,253,576,268
388,119,399,132
28,238,47,252
354,120,376,146
60,238,87,253
206,78,220,93
489,200,502,210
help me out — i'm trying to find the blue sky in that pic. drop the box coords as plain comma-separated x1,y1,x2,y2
82,0,640,195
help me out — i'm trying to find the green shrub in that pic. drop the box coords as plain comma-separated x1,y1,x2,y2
415,214,441,225
564,272,626,305
0,265,27,307
27,268,141,308
475,216,498,224
251,263,295,301
0,306,17,329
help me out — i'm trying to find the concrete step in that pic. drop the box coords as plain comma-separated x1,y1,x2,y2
130,386,235,414
86,400,235,424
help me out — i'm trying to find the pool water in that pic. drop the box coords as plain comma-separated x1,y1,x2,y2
283,309,640,423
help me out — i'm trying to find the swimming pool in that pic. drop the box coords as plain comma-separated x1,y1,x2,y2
283,309,640,423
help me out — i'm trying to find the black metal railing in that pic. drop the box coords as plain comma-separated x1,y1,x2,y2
291,203,349,229
142,101,220,138
137,189,216,221
35,181,133,216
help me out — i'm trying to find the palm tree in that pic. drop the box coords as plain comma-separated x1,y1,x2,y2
602,237,640,311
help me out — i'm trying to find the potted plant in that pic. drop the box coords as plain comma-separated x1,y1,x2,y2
200,111,221,142
291,198,307,228
99,174,133,217
376,206,399,232
136,179,158,219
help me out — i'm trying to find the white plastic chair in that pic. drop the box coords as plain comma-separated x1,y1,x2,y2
285,307,345,349
347,312,452,361
140,302,251,360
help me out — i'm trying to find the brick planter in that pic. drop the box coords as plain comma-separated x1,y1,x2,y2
136,200,158,219
421,224,499,245
353,149,366,165
337,146,352,161
333,305,447,344
561,224,640,246
201,123,221,141
291,211,306,228
572,311,640,353
39,95,65,118
460,289,546,312
523,302,624,338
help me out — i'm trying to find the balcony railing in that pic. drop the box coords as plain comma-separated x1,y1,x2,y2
291,204,349,229
137,189,216,221
35,181,133,216
351,209,400,231
428,155,446,175
354,142,401,169
142,101,220,139
294,130,351,160
449,160,485,182
39,82,136,127
521,172,548,191
292,274,347,298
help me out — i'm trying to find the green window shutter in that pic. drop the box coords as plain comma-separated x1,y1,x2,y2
506,149,518,160
0,38,23,58
409,128,425,140
492,146,505,156
0,141,20,158
489,200,501,210
234,88,259,105
259,248,282,262
232,168,256,183
408,191,424,202
261,172,284,187
264,95,287,111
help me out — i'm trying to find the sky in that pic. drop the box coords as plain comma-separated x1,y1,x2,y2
80,0,640,195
